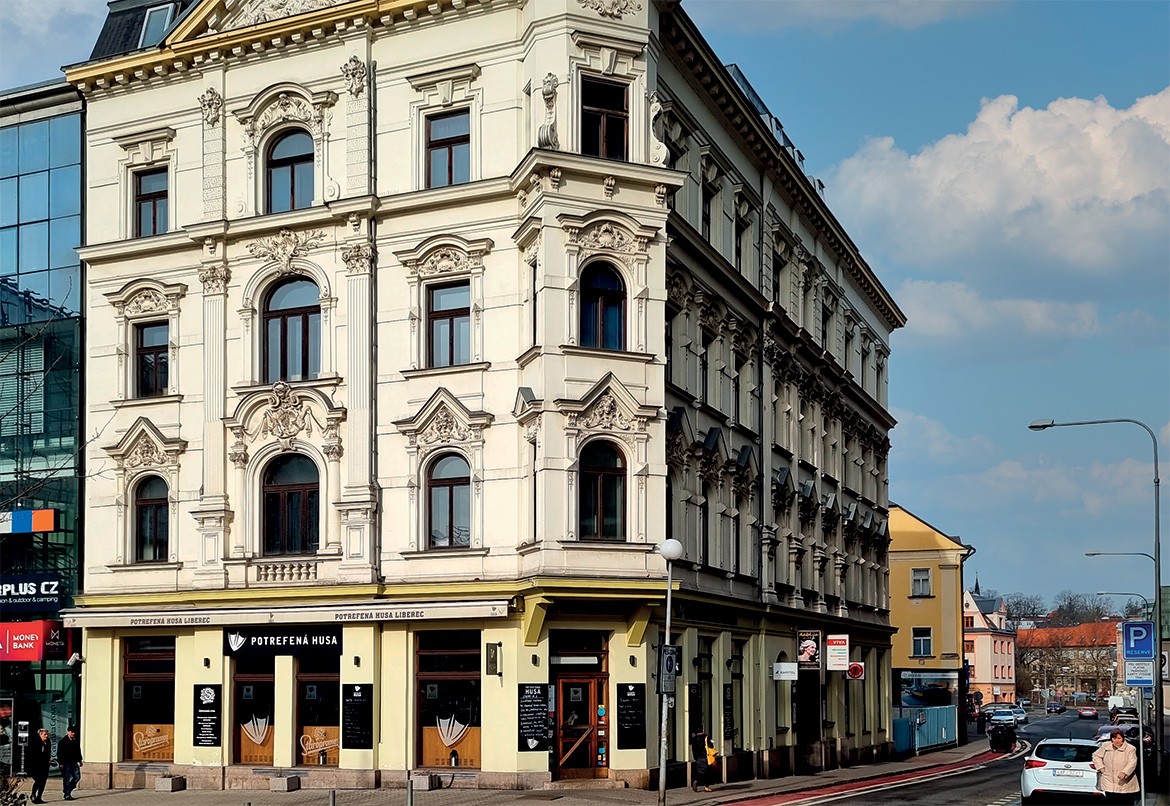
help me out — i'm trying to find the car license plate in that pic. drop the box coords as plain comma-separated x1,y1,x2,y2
1053,770,1084,777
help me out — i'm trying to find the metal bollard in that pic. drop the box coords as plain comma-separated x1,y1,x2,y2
406,776,415,806
330,791,337,806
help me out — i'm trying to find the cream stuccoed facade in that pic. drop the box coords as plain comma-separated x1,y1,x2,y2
67,0,905,792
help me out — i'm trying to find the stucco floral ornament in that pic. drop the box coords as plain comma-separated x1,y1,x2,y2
340,56,367,97
577,0,641,19
198,87,224,127
419,406,472,445
250,382,320,449
579,391,635,432
246,229,327,274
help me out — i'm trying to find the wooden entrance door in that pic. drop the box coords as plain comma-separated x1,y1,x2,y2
555,676,608,778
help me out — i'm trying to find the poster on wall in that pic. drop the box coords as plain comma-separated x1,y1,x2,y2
797,630,821,669
517,684,550,752
898,670,958,707
192,685,222,748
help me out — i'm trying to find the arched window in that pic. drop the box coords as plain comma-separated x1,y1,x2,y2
580,262,625,350
266,130,314,213
579,440,625,541
428,454,470,549
134,475,169,563
262,454,319,556
263,278,320,383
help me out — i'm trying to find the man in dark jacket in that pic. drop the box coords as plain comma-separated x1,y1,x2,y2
26,727,53,804
57,725,83,800
690,730,713,792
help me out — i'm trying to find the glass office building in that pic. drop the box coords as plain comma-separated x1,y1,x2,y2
0,79,84,751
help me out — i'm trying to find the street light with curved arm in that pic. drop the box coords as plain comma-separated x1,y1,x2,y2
1034,417,1163,779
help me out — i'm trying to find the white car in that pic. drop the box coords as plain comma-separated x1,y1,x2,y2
989,708,1017,727
1011,705,1029,725
1020,738,1102,804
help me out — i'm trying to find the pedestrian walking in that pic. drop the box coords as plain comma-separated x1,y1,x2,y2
690,729,716,792
57,725,83,801
26,727,53,804
1093,728,1139,804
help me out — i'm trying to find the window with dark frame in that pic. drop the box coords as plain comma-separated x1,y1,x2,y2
579,262,625,351
911,627,932,657
699,482,710,565
134,475,168,563
134,168,168,237
701,181,716,241
699,331,712,405
261,453,320,556
263,278,320,383
234,655,276,765
735,215,749,272
580,76,628,161
664,314,674,385
427,453,471,549
579,440,625,541
266,130,314,214
416,631,481,768
295,653,340,767
123,637,176,761
427,282,471,368
134,321,169,397
426,110,470,189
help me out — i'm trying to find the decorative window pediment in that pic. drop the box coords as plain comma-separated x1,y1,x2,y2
234,84,337,147
225,381,346,466
394,388,493,456
559,212,656,269
394,234,493,278
106,279,187,318
555,373,657,446
104,417,187,472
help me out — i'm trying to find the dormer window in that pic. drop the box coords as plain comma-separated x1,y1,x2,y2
139,4,175,48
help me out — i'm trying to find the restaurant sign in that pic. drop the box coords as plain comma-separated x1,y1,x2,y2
223,625,343,656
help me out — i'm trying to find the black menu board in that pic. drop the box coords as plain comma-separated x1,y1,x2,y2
517,684,550,752
192,684,222,747
616,683,646,749
342,683,374,749
722,683,734,740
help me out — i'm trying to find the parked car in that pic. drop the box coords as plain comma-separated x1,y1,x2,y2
1020,738,1104,804
1016,698,1033,708
1011,705,1029,725
1046,701,1067,714
989,708,1018,727
1077,706,1099,719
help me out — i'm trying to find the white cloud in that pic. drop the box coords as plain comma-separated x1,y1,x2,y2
0,0,107,88
685,0,997,32
893,279,1101,344
830,89,1170,287
890,408,996,464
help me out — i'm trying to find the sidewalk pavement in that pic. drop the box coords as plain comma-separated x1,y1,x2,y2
15,741,1059,806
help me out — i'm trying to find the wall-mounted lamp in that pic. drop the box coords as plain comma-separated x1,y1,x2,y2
203,657,211,669
353,655,361,667
531,654,540,667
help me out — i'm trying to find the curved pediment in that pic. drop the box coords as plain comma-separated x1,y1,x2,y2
393,234,494,277
225,382,346,463
105,279,187,317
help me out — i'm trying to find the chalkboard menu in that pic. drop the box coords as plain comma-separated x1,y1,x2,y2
616,683,646,749
342,683,374,749
192,684,222,747
517,684,550,752
722,683,734,740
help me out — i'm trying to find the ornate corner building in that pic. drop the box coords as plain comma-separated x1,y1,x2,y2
64,0,905,791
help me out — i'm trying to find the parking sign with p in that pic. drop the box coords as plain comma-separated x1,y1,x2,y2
1123,620,1156,661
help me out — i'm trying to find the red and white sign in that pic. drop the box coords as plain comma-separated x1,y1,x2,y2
847,662,866,680
0,621,65,662
826,634,850,671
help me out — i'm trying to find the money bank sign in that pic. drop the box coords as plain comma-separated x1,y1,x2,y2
0,620,66,662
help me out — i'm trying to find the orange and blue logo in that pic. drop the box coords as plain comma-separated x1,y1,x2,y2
0,509,58,534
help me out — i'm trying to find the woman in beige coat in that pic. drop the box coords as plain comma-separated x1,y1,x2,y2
1093,729,1139,804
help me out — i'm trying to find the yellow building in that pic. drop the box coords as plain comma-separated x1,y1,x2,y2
888,506,974,738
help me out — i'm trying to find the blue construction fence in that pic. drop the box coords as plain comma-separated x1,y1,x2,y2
892,705,958,754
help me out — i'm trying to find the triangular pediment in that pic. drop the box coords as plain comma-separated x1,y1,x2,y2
555,373,659,433
104,417,187,471
167,0,363,46
394,388,493,448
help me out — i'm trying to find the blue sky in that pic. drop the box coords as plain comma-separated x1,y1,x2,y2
2,0,1168,609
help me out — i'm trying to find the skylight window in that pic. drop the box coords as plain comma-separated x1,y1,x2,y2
139,4,175,48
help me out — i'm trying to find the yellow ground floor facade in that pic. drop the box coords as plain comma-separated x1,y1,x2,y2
68,583,895,790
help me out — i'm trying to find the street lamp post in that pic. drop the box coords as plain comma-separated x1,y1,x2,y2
1033,418,1162,784
658,538,684,806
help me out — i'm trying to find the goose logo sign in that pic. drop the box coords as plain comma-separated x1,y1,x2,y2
846,662,865,680
222,626,342,656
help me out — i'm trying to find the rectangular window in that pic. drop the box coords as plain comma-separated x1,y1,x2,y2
135,322,169,397
234,655,275,765
428,282,471,367
963,640,974,654
134,168,168,237
699,331,712,405
426,110,470,189
910,568,931,597
735,216,749,273
664,315,673,385
963,616,974,629
124,637,176,761
296,654,340,767
139,4,175,47
701,182,716,241
580,76,627,161
911,627,932,657
417,631,481,768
